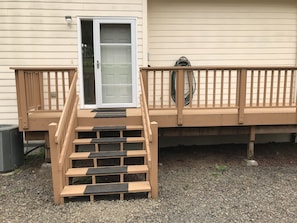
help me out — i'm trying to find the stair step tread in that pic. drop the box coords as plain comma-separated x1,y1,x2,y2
61,181,151,197
92,108,126,113
66,165,149,177
70,150,147,160
73,137,145,145
76,125,143,132
94,111,126,118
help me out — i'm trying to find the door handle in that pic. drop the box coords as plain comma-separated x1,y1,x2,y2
96,60,100,69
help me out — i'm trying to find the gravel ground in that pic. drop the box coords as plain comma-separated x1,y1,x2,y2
1,142,297,223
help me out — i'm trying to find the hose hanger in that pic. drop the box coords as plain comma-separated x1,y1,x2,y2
171,56,196,105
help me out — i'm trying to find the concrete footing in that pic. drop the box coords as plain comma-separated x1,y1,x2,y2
244,159,259,167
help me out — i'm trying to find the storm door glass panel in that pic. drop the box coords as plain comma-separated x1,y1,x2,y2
81,20,95,104
100,24,132,104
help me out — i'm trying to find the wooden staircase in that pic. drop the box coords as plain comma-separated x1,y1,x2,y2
49,108,158,204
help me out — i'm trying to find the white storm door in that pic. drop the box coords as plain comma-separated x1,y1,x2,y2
93,19,137,108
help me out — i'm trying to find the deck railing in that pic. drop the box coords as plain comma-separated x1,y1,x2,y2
140,66,297,125
48,71,78,204
139,73,158,199
13,67,77,130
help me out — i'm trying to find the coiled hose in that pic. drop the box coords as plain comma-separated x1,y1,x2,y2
171,56,196,105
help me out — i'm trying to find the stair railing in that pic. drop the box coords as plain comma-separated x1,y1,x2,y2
140,73,158,199
49,71,78,204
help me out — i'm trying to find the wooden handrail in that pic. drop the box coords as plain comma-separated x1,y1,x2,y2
140,74,153,141
140,72,154,169
58,96,79,167
140,96,152,168
140,71,159,198
55,72,78,143
140,65,297,71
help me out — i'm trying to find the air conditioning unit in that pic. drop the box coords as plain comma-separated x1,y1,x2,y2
0,125,24,172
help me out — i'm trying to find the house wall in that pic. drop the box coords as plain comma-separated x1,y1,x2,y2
148,0,297,66
1,0,297,125
0,0,146,125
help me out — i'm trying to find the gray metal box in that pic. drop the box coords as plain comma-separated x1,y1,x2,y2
0,125,24,172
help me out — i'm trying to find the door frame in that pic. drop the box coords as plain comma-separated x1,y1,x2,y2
77,17,138,109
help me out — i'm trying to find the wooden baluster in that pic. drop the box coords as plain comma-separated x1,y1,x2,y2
220,70,224,107
153,70,156,108
55,71,59,110
269,70,274,107
213,70,216,107
197,69,200,107
161,70,164,108
276,70,281,106
263,70,268,106
205,70,208,108
283,70,288,106
228,70,231,107
176,68,184,126
250,70,254,107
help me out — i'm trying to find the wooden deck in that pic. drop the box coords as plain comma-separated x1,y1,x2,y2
12,66,297,131
11,66,297,204
24,106,297,131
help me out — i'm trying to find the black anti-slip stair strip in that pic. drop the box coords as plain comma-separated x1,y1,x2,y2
88,151,127,158
91,108,126,113
94,111,126,118
86,166,128,175
91,137,127,144
92,126,127,131
84,183,128,195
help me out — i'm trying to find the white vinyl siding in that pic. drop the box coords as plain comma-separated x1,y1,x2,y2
147,0,297,107
0,0,145,125
148,0,297,66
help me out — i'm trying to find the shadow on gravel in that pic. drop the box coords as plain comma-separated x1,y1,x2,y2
159,142,297,167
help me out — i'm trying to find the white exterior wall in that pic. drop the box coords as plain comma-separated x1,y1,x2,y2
0,0,146,125
148,0,297,66
1,0,297,125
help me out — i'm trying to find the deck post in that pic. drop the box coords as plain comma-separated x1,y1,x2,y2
38,71,45,110
15,69,29,130
48,123,63,204
247,126,256,159
176,69,184,126
238,69,247,124
150,121,158,199
68,68,76,86
141,69,149,104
